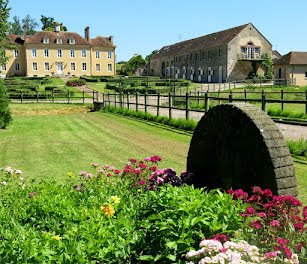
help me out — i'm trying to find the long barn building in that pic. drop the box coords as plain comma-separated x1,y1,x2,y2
149,23,272,83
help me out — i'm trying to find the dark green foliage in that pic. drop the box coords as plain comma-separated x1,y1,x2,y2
0,79,12,128
287,139,307,157
40,15,67,31
123,55,146,76
262,54,273,79
145,50,158,61
9,14,39,35
267,108,307,120
66,78,87,87
8,15,23,34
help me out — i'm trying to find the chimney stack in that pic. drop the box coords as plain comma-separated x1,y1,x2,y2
54,23,61,32
23,24,27,36
85,27,90,41
108,36,113,44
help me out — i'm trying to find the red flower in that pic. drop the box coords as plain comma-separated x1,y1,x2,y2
212,234,230,243
262,189,273,197
246,206,255,215
282,246,292,259
276,238,288,246
295,244,303,252
114,170,120,174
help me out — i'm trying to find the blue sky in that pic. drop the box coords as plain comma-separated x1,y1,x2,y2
8,0,307,62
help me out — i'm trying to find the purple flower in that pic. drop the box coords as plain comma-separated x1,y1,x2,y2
80,171,87,176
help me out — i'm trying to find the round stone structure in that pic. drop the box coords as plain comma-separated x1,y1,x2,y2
187,103,298,197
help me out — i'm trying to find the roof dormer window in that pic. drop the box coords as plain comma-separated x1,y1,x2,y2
43,37,49,44
56,38,62,44
69,38,75,44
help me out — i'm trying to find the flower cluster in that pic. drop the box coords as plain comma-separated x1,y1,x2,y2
147,168,183,190
186,238,299,264
100,203,115,217
0,166,25,189
228,186,306,262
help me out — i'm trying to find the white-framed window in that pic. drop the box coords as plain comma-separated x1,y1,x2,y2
44,49,49,57
96,51,100,59
14,50,19,58
1,64,6,71
82,50,86,58
70,49,75,58
43,37,49,44
45,62,50,71
57,49,62,58
108,51,112,59
71,63,76,71
15,63,20,71
32,62,37,71
56,38,62,44
69,38,75,44
108,64,112,72
32,49,37,57
96,64,100,71
82,62,87,71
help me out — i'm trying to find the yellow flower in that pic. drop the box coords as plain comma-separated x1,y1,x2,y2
73,228,77,233
138,189,141,193
111,196,121,204
100,203,115,217
52,235,62,241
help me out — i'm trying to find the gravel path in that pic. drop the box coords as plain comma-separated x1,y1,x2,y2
275,123,307,140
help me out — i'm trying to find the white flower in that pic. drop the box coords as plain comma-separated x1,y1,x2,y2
15,170,22,175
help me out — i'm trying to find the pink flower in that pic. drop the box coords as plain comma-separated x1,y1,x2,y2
282,246,292,259
129,159,137,163
212,234,230,243
257,212,266,218
80,171,87,176
252,186,263,194
295,244,303,252
20,177,24,181
103,165,109,169
246,206,255,215
123,169,131,173
144,157,151,162
276,238,288,246
114,170,120,174
92,163,99,167
270,220,280,227
264,252,278,259
15,170,22,174
293,223,304,231
139,180,145,185
98,169,105,174
139,164,148,168
262,189,273,197
107,173,111,177
1,181,7,186
133,169,142,174
109,167,114,171
149,166,157,171
303,206,307,218
29,192,37,197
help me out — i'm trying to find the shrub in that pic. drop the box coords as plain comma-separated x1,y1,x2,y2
66,78,86,86
287,139,307,157
0,79,12,128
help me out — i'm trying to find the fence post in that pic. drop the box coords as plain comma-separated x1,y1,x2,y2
197,91,200,105
260,78,262,88
20,90,23,103
218,89,221,105
83,91,85,104
68,91,70,104
127,92,130,110
262,91,267,113
135,92,138,111
305,90,307,114
52,89,55,103
96,91,99,102
102,93,105,106
281,89,284,111
114,93,117,108
36,90,39,103
213,83,215,92
157,93,160,117
107,92,110,106
185,92,189,120
144,92,148,113
244,89,247,103
229,83,231,90
168,92,172,119
229,93,233,103
204,92,209,112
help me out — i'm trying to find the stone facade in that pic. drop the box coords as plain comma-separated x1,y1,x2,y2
1,26,116,77
149,23,272,83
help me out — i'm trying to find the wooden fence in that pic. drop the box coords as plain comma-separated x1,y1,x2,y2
8,90,99,104
102,90,307,120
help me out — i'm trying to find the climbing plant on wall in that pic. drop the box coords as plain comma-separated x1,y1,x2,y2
262,54,273,79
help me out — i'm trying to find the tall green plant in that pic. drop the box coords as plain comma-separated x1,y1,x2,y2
262,54,273,79
0,79,12,128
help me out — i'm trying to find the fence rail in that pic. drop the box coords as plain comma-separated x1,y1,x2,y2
7,90,99,103
101,90,307,120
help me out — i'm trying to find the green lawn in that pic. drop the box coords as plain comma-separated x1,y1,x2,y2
1,107,306,204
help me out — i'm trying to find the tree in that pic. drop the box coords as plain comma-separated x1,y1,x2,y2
0,0,13,128
145,50,158,62
21,14,38,35
123,55,146,76
41,15,67,31
8,14,38,35
8,16,23,34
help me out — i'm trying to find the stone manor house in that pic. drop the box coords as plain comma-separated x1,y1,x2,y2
149,23,272,83
2,24,116,77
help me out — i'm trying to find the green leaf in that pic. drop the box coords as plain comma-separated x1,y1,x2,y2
139,255,155,261
166,241,177,250
166,254,176,261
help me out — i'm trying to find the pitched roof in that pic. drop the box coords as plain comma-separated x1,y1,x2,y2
274,52,307,65
6,33,24,44
151,23,249,60
25,31,90,45
91,36,115,48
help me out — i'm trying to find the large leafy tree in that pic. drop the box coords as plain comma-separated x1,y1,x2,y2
41,15,67,31
0,0,13,128
145,50,158,62
123,55,146,76
9,14,38,35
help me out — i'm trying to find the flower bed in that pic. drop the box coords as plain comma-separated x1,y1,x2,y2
0,157,305,263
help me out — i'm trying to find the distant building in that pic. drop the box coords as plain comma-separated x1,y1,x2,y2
274,51,307,86
121,54,146,76
272,50,282,63
1,24,116,77
149,23,272,83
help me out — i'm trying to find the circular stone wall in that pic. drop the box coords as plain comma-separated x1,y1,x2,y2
187,103,298,197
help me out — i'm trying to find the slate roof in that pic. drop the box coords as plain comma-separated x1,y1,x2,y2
6,31,114,47
274,52,307,65
151,23,249,60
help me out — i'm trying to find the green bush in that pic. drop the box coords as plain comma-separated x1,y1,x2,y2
0,79,12,128
66,78,87,87
287,139,307,157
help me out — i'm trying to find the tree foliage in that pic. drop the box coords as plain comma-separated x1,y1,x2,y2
9,14,38,35
0,0,12,128
262,54,273,79
145,50,158,62
122,55,146,76
41,15,67,31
